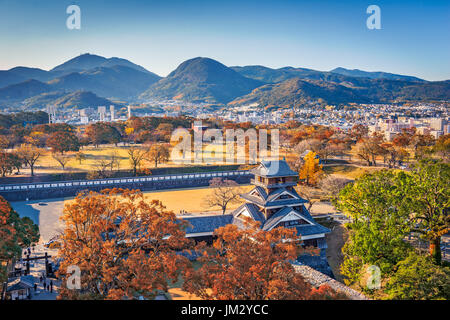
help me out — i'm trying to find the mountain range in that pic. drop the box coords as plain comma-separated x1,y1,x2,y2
329,67,425,82
0,53,448,111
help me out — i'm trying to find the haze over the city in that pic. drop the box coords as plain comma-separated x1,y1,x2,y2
1,0,449,81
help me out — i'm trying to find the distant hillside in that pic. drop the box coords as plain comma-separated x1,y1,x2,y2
231,65,353,84
20,91,68,109
228,78,369,108
394,80,450,101
21,90,116,109
7,67,55,82
229,77,450,107
0,70,27,88
0,54,161,97
52,91,116,109
330,67,425,82
51,53,156,75
0,79,51,102
0,64,161,104
48,65,161,100
140,57,264,103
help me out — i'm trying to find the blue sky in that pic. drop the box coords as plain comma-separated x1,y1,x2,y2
0,0,449,80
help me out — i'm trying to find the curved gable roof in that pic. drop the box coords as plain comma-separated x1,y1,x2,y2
251,160,298,177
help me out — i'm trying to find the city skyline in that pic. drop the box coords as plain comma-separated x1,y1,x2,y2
0,0,449,81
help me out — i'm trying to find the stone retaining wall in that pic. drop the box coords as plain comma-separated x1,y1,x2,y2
293,263,369,300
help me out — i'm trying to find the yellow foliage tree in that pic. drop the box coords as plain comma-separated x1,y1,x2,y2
299,151,323,186
125,127,135,136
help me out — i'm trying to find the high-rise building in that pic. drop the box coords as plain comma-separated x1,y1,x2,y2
429,118,444,131
127,105,132,119
47,105,57,123
98,106,106,122
110,105,115,121
80,116,89,124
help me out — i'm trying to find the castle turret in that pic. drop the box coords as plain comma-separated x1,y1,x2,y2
235,160,330,245
184,160,332,276
251,160,298,190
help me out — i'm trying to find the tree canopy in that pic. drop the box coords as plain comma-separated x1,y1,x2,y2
335,160,449,298
0,196,39,282
182,219,346,300
57,188,190,300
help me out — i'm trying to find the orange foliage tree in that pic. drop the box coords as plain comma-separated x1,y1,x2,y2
299,151,323,186
182,219,344,300
57,188,191,300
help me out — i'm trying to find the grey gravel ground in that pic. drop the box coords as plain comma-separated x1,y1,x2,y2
11,198,67,243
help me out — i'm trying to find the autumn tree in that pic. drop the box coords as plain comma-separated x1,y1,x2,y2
9,151,23,175
409,133,434,160
299,151,323,186
392,128,416,148
75,151,86,165
296,186,321,212
294,139,323,157
57,189,190,300
0,151,15,177
350,124,368,142
46,131,80,154
203,178,243,215
318,175,350,200
52,153,71,170
17,144,42,176
147,144,170,168
128,147,146,176
109,150,121,172
93,158,113,178
355,134,384,166
0,135,9,149
25,131,49,147
154,123,174,142
85,122,122,147
380,143,409,168
182,219,345,300
433,134,449,161
327,142,348,160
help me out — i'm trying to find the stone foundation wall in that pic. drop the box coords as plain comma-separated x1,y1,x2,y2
292,263,369,300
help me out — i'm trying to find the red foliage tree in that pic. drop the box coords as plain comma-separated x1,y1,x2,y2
57,188,191,300
182,219,345,300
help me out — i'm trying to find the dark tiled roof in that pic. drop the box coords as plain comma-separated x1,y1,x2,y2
261,206,330,236
261,207,291,231
252,186,268,199
262,206,316,231
298,205,315,221
232,203,265,224
266,187,301,202
182,215,233,234
251,160,298,177
7,276,35,292
241,187,307,207
266,198,306,207
295,224,331,236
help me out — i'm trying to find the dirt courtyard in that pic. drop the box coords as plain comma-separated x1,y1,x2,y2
11,186,253,243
